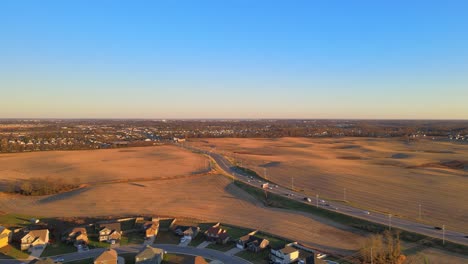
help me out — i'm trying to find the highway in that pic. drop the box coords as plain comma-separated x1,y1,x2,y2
180,144,468,247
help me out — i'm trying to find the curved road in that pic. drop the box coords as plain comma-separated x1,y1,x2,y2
0,244,250,264
181,144,468,247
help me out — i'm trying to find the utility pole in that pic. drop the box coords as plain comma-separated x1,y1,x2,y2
264,167,267,180
370,247,373,264
442,225,445,245
316,194,319,208
344,188,347,202
388,214,392,230
419,204,422,219
291,175,294,190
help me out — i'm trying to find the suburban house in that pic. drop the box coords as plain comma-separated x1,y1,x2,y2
237,234,269,252
142,220,159,239
270,245,300,264
189,256,208,264
94,249,118,264
204,223,230,244
98,223,122,243
0,226,12,249
21,229,49,251
135,245,164,264
63,227,88,246
173,225,200,239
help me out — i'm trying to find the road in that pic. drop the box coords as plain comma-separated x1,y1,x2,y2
181,144,468,247
0,244,250,264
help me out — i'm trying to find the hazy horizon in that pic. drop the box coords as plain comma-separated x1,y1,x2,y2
1,1,467,119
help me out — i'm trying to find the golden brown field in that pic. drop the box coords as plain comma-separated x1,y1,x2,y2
0,145,208,187
0,174,365,254
0,144,466,262
188,137,468,233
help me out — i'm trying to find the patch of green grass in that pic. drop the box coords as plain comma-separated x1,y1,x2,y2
188,234,205,247
87,237,110,249
235,250,269,264
120,219,136,231
64,258,93,264
153,231,180,245
206,241,236,252
120,232,145,245
41,242,76,257
0,244,29,260
0,214,37,227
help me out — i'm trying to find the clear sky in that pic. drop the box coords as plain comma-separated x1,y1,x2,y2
1,1,467,119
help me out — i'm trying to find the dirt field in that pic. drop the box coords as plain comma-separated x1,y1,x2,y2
0,145,208,188
188,137,468,233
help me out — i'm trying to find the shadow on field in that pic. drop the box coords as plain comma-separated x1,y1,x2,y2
37,187,91,204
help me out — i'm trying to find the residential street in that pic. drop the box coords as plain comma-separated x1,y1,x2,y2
0,244,251,264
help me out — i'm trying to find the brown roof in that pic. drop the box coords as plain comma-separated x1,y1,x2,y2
94,249,118,264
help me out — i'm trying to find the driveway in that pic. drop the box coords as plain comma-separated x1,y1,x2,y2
196,241,211,249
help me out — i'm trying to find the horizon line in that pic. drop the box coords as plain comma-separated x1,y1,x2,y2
0,117,467,121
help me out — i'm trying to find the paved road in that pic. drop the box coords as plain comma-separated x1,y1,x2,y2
181,144,468,246
0,244,250,264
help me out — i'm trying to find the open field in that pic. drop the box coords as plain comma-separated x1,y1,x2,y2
0,145,208,189
187,137,468,233
0,144,466,262
0,173,366,255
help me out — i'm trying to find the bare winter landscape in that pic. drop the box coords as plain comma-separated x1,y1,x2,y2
189,137,468,233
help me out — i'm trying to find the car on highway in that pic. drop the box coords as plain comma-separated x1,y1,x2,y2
55,258,65,262
303,197,312,202
363,211,370,215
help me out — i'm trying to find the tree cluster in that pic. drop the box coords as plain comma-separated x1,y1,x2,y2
7,177,80,196
359,231,405,264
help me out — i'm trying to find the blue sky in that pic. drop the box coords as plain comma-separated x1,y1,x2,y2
1,1,467,119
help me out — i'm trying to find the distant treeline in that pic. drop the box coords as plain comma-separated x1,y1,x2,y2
7,178,80,196
1,119,467,153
